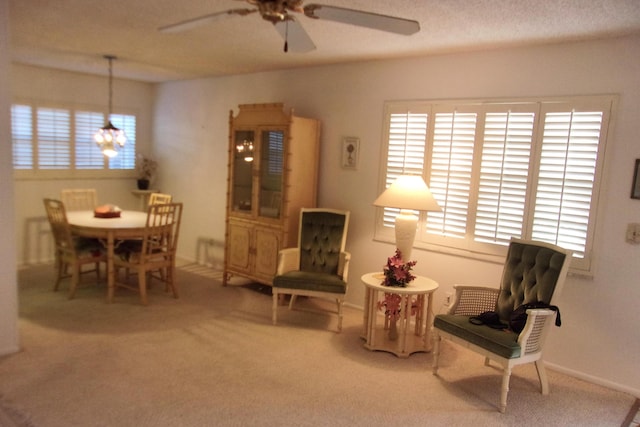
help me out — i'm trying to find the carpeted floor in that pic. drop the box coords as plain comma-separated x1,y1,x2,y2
0,263,636,426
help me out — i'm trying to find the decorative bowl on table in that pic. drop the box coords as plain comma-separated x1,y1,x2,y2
94,204,122,218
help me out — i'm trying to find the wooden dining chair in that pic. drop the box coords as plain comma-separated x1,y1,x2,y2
43,198,106,298
113,202,183,305
148,192,172,206
60,189,98,211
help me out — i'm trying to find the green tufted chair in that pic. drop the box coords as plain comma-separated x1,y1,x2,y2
432,238,571,413
272,208,351,332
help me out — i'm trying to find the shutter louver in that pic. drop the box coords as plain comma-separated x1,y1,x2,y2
37,108,70,169
532,111,603,257
75,111,106,169
426,111,477,238
11,104,33,169
475,111,535,245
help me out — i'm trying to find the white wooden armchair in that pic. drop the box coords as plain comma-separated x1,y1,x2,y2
272,208,351,332
432,238,571,413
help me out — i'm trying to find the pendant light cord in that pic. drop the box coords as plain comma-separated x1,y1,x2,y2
104,55,116,118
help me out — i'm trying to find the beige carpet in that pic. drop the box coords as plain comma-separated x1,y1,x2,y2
0,263,635,427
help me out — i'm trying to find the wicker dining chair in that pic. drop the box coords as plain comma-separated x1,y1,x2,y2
43,198,106,298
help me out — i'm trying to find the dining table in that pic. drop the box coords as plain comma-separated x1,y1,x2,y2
66,210,148,302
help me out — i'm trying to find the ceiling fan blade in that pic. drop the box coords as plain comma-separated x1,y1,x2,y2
159,8,257,33
303,4,420,35
274,20,316,53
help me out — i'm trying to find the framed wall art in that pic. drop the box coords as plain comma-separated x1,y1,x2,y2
341,137,359,169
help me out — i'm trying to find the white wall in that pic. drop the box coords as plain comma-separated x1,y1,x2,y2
153,35,640,396
0,0,19,356
11,65,155,265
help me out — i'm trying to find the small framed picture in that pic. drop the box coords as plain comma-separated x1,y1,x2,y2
341,137,359,169
631,159,640,199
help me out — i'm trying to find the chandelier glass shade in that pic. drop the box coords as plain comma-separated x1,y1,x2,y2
94,55,126,158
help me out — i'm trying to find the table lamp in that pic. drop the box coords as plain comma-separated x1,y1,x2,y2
373,175,442,261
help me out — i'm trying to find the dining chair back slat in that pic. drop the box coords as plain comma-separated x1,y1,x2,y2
61,189,98,211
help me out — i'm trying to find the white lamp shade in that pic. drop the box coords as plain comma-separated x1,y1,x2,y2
374,175,441,261
373,175,441,212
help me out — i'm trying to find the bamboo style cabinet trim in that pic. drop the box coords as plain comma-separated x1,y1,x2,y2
223,103,320,286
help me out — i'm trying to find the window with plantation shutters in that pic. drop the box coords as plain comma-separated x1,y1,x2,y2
376,96,614,274
11,104,33,169
10,101,138,177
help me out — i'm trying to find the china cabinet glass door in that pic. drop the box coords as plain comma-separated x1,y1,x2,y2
258,129,284,219
232,130,254,213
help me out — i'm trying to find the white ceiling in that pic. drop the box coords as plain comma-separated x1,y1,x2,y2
9,0,640,83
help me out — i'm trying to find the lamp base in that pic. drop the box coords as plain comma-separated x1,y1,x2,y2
395,209,418,261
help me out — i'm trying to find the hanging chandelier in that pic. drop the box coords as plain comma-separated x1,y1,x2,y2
94,55,126,158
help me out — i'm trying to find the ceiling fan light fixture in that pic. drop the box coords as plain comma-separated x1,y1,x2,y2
94,55,126,157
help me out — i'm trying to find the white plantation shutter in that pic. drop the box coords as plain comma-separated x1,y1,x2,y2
474,109,535,245
376,96,613,274
532,107,605,259
11,104,33,169
381,110,428,228
426,110,477,238
75,111,106,169
108,114,136,170
37,107,70,169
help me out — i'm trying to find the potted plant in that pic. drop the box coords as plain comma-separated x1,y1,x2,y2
136,153,158,190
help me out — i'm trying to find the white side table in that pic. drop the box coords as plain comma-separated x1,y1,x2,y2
131,189,159,211
361,272,439,358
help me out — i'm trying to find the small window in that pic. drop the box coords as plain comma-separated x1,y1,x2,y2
11,101,138,177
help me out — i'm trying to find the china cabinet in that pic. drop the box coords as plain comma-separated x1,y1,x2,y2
223,103,320,286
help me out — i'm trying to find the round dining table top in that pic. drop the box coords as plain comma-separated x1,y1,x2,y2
66,210,148,229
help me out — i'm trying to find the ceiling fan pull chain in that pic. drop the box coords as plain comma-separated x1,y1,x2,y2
284,20,289,53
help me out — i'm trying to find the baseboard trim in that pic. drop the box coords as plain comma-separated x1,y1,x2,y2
546,362,640,398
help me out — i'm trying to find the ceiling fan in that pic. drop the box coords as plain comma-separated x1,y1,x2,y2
159,0,420,52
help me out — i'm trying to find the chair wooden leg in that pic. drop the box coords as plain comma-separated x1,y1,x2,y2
288,295,297,310
68,265,79,299
272,290,278,325
535,360,550,395
500,366,512,413
336,299,343,332
138,267,148,305
432,331,441,375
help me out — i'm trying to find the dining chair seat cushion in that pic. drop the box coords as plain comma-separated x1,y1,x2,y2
72,238,104,258
273,271,347,294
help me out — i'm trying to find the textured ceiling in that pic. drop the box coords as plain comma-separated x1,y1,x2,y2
9,0,640,82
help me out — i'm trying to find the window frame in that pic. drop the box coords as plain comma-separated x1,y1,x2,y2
375,95,615,275
11,99,139,180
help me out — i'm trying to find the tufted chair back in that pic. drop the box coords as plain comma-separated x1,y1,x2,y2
298,210,348,276
495,240,568,321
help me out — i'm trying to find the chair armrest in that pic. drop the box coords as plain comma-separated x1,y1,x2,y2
276,248,300,275
338,251,351,282
448,285,499,315
518,308,556,355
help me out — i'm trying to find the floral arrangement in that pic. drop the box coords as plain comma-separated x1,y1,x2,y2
136,154,158,180
382,249,417,288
